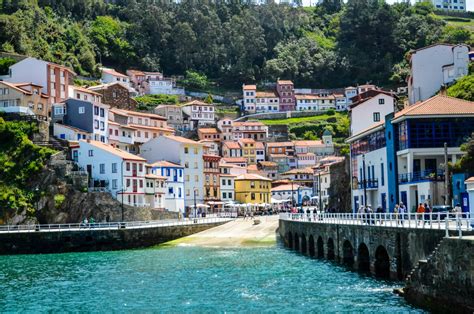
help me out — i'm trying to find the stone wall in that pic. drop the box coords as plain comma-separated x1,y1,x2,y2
404,237,474,313
279,220,458,279
0,221,225,255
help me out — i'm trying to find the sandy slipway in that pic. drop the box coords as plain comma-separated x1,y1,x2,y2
164,215,279,247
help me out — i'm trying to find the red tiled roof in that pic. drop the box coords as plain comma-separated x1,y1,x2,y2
350,90,395,109
81,140,145,161
102,68,128,78
271,184,302,192
110,108,166,120
223,141,241,149
164,135,203,145
282,167,314,175
266,142,294,148
256,91,278,98
235,173,271,181
258,161,277,167
222,157,247,163
277,80,293,85
243,84,257,90
198,128,219,134
392,95,474,122
149,160,183,168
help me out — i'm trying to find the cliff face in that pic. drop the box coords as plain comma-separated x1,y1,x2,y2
9,151,177,225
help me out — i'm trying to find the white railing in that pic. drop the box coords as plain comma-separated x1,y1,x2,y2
279,212,473,238
0,217,233,234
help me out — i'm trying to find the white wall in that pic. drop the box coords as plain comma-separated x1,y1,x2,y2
350,94,394,135
6,58,48,94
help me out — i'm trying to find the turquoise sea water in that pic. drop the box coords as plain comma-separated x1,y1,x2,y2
0,245,422,312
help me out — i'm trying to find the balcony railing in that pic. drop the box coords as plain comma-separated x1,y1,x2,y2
357,179,379,190
398,169,445,184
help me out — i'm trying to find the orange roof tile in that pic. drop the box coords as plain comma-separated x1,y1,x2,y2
256,91,277,98
149,160,183,168
81,140,145,161
223,141,241,149
282,167,314,175
266,142,294,147
145,174,167,180
198,128,219,134
243,84,257,90
277,80,293,85
271,184,302,192
239,138,256,144
293,140,324,147
392,95,474,122
258,161,277,167
110,108,167,120
222,157,247,163
102,68,128,78
164,135,203,145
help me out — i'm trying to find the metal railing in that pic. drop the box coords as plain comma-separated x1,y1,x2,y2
279,212,473,237
398,169,445,184
0,217,233,233
357,179,378,189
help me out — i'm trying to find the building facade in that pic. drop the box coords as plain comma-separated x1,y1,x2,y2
149,161,185,213
234,173,271,204
0,81,49,116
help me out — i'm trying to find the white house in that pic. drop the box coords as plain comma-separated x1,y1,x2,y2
101,67,130,87
420,0,467,12
181,100,215,128
220,172,236,203
271,184,313,205
71,139,149,207
53,123,90,141
408,44,469,105
149,160,185,213
349,90,396,135
144,171,167,211
255,91,280,113
140,135,205,207
217,118,233,141
242,84,256,113
2,56,75,104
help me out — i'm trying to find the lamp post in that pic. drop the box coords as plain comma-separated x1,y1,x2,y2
291,180,295,208
194,188,198,218
362,154,368,208
34,187,40,230
318,171,322,212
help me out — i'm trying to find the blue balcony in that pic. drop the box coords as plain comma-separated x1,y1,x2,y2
358,179,379,190
398,169,445,184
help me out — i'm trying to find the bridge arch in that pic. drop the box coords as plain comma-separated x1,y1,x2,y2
294,233,300,251
342,240,354,268
327,237,335,260
375,245,390,278
308,235,315,257
301,233,307,255
357,243,370,272
287,232,293,249
317,236,324,258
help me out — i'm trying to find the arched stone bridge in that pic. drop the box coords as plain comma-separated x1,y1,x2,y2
279,217,457,279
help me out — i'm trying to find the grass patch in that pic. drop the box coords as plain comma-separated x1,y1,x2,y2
438,15,474,31
261,113,342,126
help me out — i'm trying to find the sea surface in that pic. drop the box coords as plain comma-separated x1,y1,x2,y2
0,244,423,312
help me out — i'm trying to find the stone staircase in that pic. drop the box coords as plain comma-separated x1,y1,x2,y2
405,238,445,283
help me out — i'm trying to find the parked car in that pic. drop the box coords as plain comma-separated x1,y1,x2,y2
431,205,453,220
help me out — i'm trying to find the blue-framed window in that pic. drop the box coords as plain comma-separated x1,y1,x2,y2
350,130,386,157
381,163,385,186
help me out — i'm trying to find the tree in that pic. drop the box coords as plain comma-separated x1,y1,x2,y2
182,70,209,90
447,75,474,101
441,25,472,45
204,94,213,104
454,133,474,173
0,57,16,75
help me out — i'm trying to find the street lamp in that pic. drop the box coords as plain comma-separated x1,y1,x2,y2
291,180,295,208
318,171,322,212
362,154,368,208
194,188,198,218
34,187,40,231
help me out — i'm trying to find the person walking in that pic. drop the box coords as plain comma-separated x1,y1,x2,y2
416,203,425,225
453,203,463,229
399,202,406,226
394,204,400,225
423,203,431,225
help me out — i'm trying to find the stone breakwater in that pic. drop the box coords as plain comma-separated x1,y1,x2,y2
0,221,227,255
404,236,474,313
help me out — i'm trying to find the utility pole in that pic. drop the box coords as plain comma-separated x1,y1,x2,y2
318,171,322,212
362,154,367,208
444,142,450,206
291,180,295,208
194,188,197,218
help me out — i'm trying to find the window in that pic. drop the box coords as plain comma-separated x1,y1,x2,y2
223,192,227,199
79,107,85,114
195,175,199,182
378,98,385,105
99,163,105,174
100,108,105,117
112,163,117,173
251,193,255,200
100,121,105,131
126,162,130,171
139,180,143,188
381,163,385,186
185,162,189,168
194,148,198,154
88,150,93,157
139,164,143,172
228,192,232,199
94,106,99,115
184,147,189,154
185,175,189,182
112,179,117,189
373,112,380,122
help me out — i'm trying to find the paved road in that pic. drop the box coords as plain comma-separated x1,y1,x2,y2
167,215,279,247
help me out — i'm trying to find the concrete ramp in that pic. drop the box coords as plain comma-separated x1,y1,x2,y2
166,215,279,247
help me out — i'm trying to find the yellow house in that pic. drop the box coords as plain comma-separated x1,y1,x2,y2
0,81,49,117
234,173,271,204
239,138,257,164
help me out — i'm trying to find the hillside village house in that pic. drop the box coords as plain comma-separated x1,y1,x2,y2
149,161,185,213
203,154,221,204
52,98,109,143
313,156,348,211
200,140,220,156
221,157,248,168
408,44,469,105
222,141,242,158
349,90,397,135
423,0,467,12
155,105,186,131
0,81,49,116
144,167,167,211
240,138,258,165
109,108,174,147
347,95,474,213
234,173,272,204
181,100,215,128
258,161,279,180
231,121,268,141
100,68,130,87
71,140,149,207
295,94,336,111
217,118,233,140
280,167,314,188
128,70,184,95
242,84,257,113
126,69,147,95
271,184,313,205
198,128,221,141
276,80,296,111
2,57,75,105
220,170,236,203
140,135,205,207
88,82,138,110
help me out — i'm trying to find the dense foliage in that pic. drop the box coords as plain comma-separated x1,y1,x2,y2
447,74,474,101
453,132,474,174
135,94,179,110
0,0,471,88
0,117,55,217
